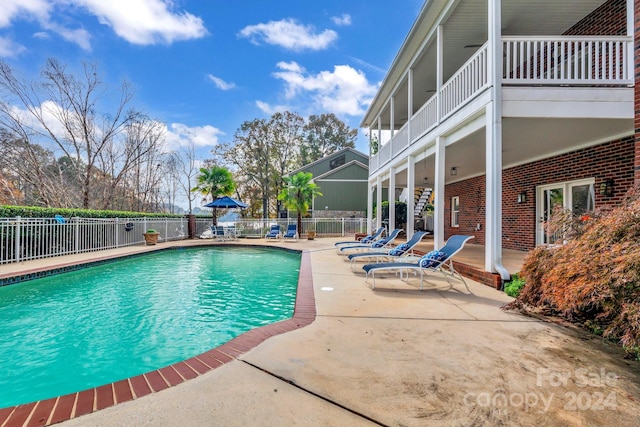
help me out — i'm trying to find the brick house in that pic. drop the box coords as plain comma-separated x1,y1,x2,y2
360,0,636,280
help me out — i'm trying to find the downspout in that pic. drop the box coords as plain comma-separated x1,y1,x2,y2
489,0,510,288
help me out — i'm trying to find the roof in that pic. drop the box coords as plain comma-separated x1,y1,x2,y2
289,147,369,176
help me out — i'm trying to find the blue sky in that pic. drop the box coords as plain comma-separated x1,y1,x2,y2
1,1,424,210
0,1,424,155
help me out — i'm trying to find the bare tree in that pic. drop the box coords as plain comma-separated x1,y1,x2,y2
0,58,154,209
170,141,199,214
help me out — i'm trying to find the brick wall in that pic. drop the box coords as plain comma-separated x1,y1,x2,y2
635,0,640,184
564,0,626,36
444,136,635,252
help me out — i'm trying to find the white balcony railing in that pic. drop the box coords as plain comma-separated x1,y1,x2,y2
369,36,632,172
503,36,632,85
441,44,489,118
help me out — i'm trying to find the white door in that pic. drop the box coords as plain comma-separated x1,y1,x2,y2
536,179,595,245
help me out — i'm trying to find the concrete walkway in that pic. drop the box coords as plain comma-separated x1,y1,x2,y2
2,238,639,426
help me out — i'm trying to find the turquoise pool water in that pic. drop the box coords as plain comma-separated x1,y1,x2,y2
0,247,300,408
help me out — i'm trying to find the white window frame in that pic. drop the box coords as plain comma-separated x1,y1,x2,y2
451,196,460,228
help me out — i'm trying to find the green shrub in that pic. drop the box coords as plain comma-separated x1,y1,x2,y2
506,185,640,360
0,205,185,219
504,273,526,297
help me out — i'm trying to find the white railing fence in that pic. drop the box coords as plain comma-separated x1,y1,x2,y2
369,36,632,173
503,36,632,84
1,217,368,265
0,217,188,265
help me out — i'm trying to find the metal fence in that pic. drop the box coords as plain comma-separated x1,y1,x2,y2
0,217,188,265
1,216,369,265
204,218,368,238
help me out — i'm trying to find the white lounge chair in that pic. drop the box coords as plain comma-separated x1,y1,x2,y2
283,224,299,241
347,231,428,270
362,235,474,292
338,229,402,254
335,227,386,247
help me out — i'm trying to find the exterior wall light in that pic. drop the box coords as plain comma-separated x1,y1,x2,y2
599,179,614,197
450,166,458,176
517,191,527,204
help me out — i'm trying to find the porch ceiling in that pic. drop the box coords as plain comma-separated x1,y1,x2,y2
364,0,611,129
389,116,632,187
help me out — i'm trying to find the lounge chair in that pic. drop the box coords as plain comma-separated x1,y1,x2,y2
265,224,281,240
347,231,428,270
338,228,402,254
283,224,299,241
362,235,474,292
335,227,386,247
224,225,238,240
211,225,228,240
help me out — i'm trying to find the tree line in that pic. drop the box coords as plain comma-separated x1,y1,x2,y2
0,58,358,217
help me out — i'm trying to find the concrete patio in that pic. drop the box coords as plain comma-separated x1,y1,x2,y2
1,237,638,426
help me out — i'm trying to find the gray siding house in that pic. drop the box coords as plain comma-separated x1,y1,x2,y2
287,148,369,218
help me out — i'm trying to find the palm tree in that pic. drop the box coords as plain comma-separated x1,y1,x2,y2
192,166,235,225
277,172,322,235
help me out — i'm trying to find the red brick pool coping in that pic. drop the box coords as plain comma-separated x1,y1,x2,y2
0,248,315,427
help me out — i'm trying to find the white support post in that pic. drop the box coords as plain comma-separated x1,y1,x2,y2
436,25,444,123
408,68,413,138
434,137,446,249
485,0,507,278
627,0,634,80
367,181,374,234
406,155,415,238
390,96,395,137
376,175,383,230
389,167,396,232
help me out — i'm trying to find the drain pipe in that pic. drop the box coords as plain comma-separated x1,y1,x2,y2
494,260,511,291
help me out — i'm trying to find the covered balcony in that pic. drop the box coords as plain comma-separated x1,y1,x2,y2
364,0,633,175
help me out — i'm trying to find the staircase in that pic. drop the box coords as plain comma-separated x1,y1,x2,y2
414,187,432,218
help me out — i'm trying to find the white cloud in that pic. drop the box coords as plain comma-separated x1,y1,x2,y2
0,0,207,50
207,74,236,91
331,14,352,26
255,100,290,115
32,31,50,39
163,123,224,152
71,0,208,45
238,18,337,51
0,0,51,28
43,22,92,50
0,36,26,57
271,61,378,116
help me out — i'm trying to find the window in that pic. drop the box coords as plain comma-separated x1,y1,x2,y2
329,155,345,169
451,196,459,227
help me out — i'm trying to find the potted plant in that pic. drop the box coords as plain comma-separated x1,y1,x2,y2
307,228,317,240
143,229,160,245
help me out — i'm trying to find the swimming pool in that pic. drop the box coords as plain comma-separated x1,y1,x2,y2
0,246,301,408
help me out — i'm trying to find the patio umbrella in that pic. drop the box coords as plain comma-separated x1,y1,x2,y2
204,196,248,209
204,196,248,225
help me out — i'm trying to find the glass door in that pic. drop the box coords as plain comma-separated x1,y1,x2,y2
536,179,594,245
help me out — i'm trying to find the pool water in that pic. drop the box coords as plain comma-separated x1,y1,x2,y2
0,247,300,408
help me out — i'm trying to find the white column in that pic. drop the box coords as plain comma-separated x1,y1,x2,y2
390,96,395,137
436,25,443,122
367,180,374,234
389,167,396,231
434,136,446,249
486,0,503,274
376,175,383,230
406,155,415,238
627,0,634,80
408,68,413,138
